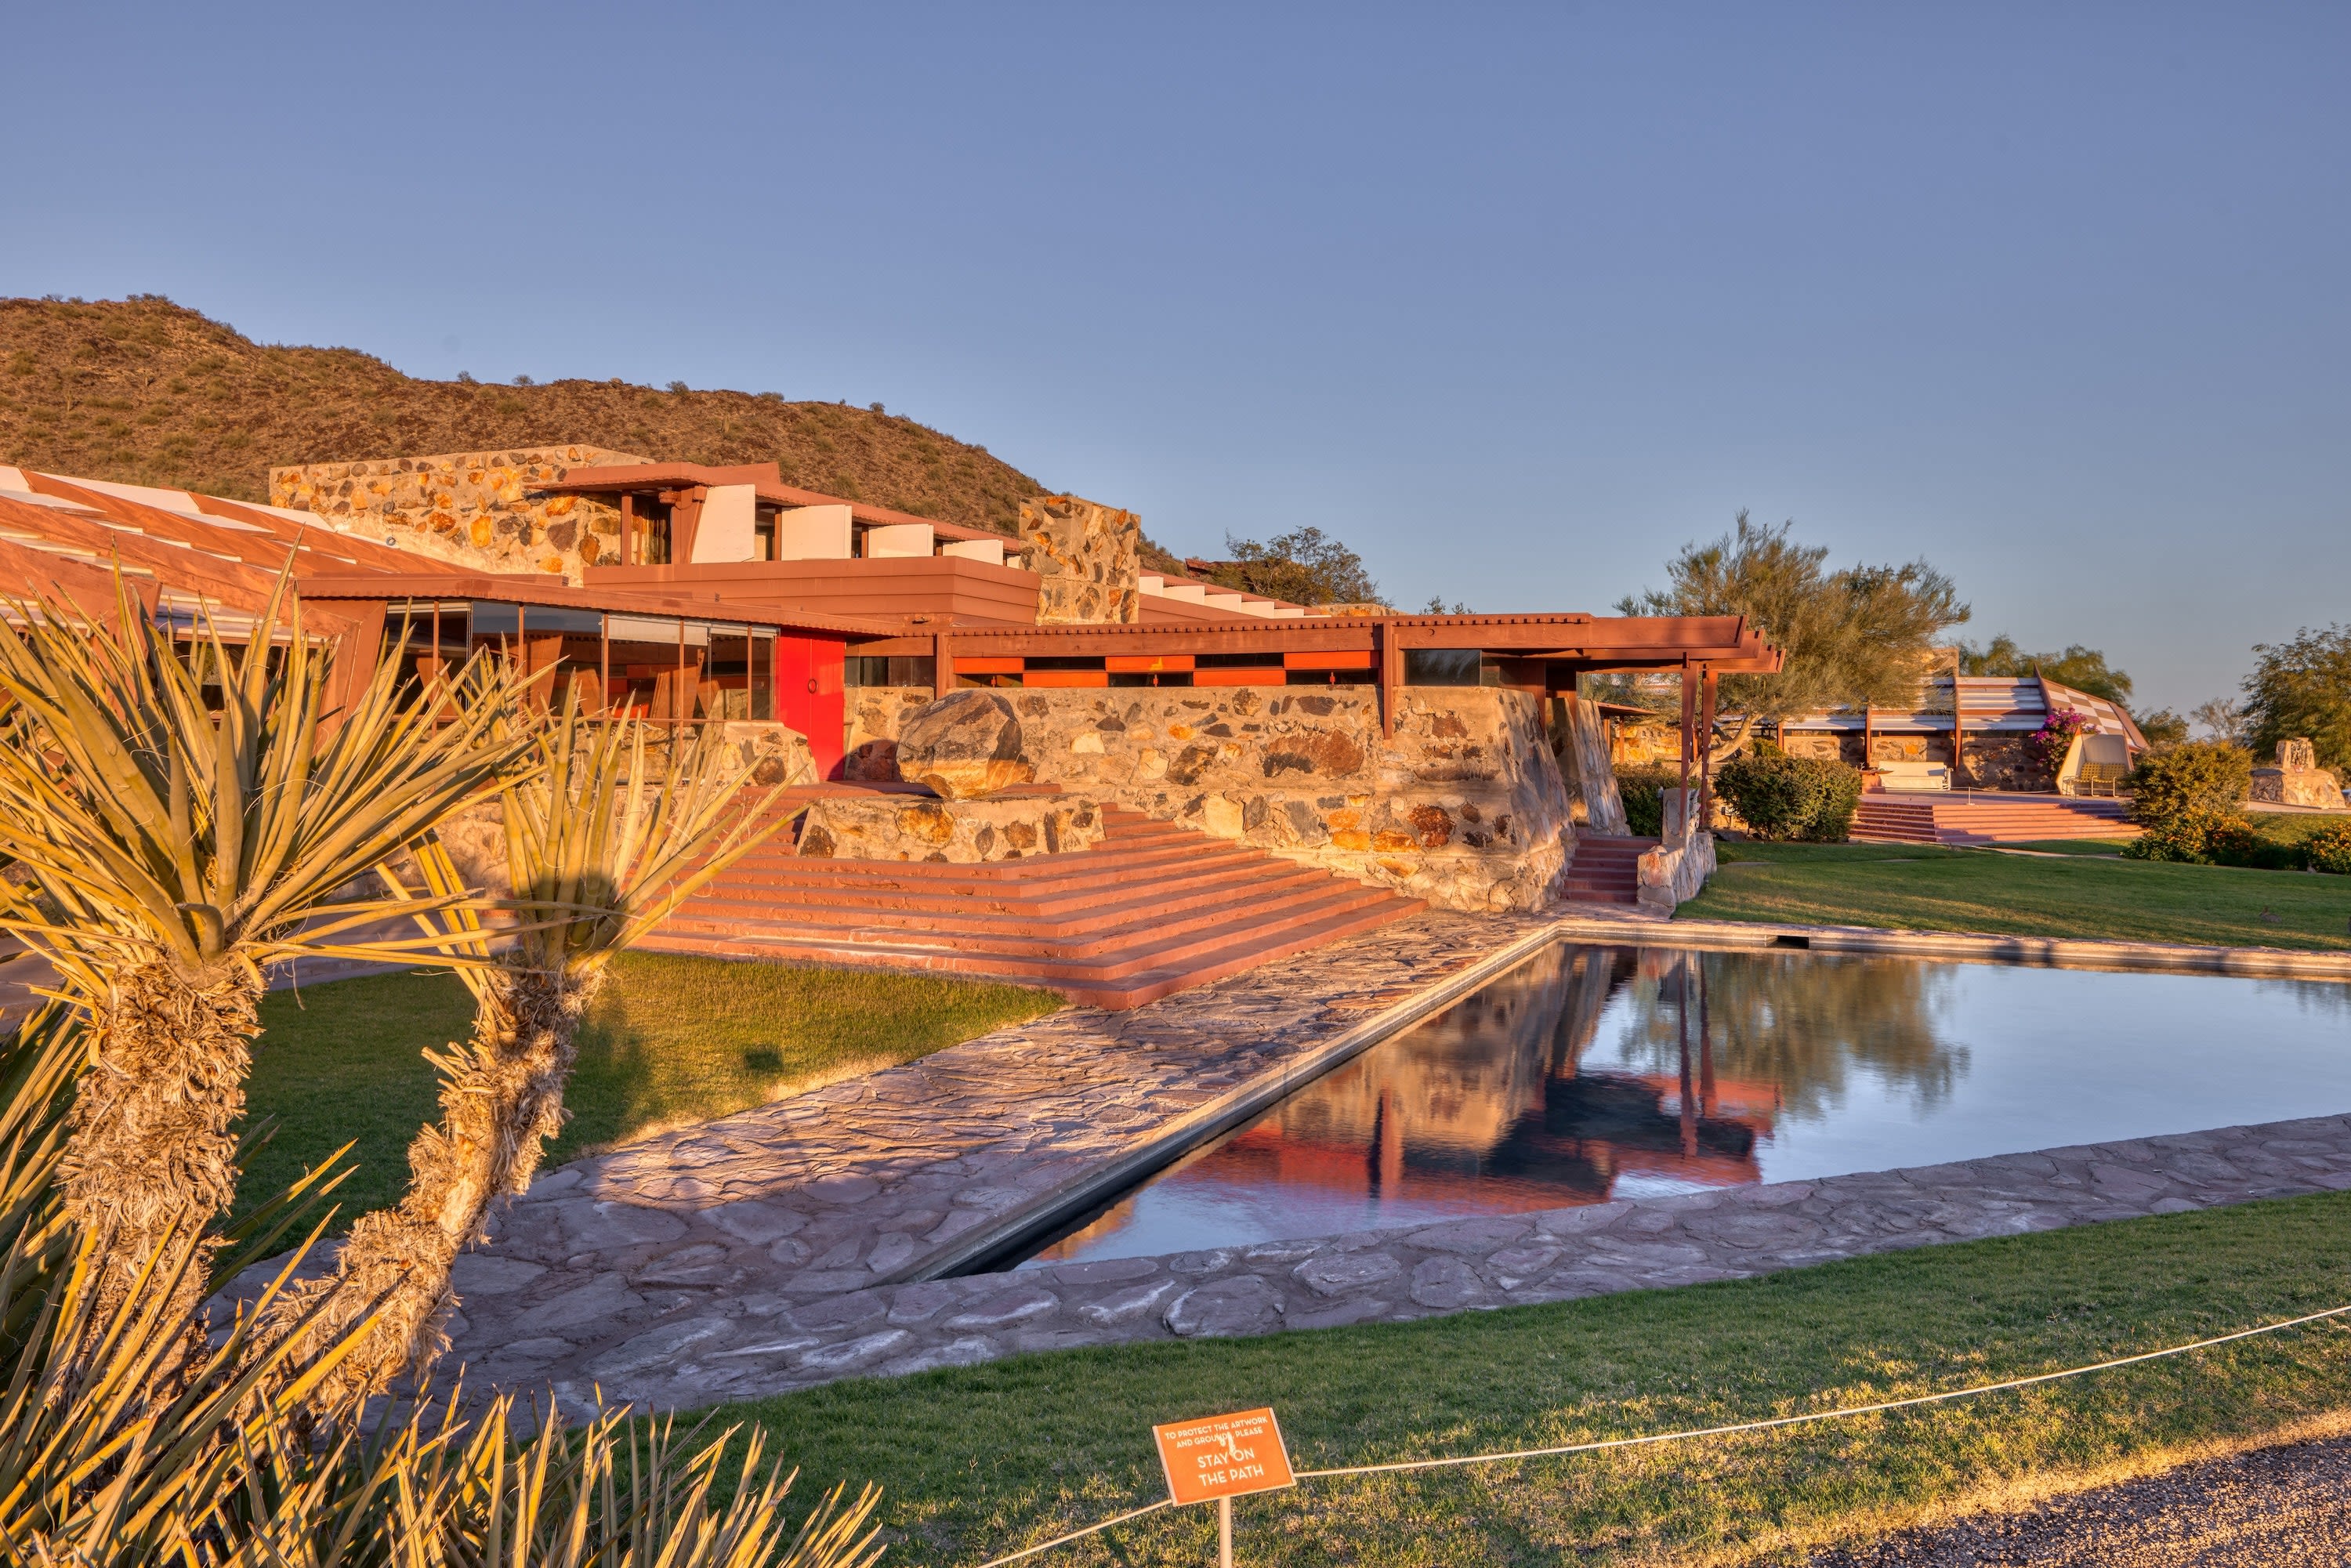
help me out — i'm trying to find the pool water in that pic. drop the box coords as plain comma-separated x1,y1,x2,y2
1017,943,2351,1269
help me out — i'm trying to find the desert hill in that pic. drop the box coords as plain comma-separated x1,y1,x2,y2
0,295,1183,567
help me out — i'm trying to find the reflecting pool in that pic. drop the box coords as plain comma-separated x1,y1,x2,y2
1017,943,2351,1268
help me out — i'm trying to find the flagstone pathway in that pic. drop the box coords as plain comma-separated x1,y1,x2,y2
478,1111,2351,1413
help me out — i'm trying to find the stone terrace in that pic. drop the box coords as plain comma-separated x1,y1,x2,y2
480,1114,2351,1415
434,910,1561,1400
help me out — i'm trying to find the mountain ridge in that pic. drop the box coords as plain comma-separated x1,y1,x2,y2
0,295,1185,570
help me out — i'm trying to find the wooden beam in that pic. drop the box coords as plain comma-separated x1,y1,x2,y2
671,485,707,566
934,630,953,698
321,597,387,729
1378,622,1401,738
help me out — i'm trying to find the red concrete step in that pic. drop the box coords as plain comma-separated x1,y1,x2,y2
639,883,1415,1008
665,872,1382,959
1561,834,1656,906
1849,793,2139,846
647,802,1424,1009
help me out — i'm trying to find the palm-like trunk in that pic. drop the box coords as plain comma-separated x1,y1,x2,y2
292,961,599,1406
57,958,261,1366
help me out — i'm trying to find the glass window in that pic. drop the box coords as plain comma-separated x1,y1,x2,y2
1404,649,1482,686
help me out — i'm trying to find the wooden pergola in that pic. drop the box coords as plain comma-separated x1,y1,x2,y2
853,610,1780,831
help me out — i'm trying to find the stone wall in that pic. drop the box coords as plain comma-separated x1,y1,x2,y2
840,683,1574,912
843,688,940,781
1020,494,1139,625
712,722,819,790
1549,697,1630,833
270,445,645,584
795,794,1103,863
1637,831,1716,912
1781,729,2038,790
2251,738,2345,808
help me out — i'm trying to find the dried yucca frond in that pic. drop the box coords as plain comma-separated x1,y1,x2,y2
0,571,535,1362
292,695,792,1402
0,1005,882,1568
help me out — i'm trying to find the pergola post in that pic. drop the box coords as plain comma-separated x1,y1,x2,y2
1376,621,1401,738
1695,664,1717,831
934,630,953,698
1950,655,1965,788
1676,661,1696,842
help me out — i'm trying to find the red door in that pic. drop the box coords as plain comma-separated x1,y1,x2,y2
773,634,846,777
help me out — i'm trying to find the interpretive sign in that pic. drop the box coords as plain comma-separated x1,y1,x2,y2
1152,1407,1296,1505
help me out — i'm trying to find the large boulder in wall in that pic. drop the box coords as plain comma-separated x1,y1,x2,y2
895,690,1034,799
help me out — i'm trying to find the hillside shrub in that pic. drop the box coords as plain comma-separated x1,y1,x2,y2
2304,821,2351,875
1715,753,1864,842
1616,764,1679,837
2122,742,2254,863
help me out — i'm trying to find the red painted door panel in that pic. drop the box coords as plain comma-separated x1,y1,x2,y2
773,635,846,777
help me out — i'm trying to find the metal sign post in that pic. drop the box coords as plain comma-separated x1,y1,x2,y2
1152,1407,1295,1566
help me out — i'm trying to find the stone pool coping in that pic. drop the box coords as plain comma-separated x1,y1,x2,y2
1566,911,2351,981
505,1113,2351,1414
415,910,1567,1401
239,904,2349,1414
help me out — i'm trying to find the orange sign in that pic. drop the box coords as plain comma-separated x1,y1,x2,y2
1152,1407,1296,1505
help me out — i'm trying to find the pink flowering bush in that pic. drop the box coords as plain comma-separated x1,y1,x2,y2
2023,707,2090,784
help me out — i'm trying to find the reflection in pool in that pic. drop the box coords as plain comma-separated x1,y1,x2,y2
1016,943,2351,1268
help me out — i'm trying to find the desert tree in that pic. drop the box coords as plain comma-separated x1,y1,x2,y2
1201,526,1383,607
0,576,532,1357
1621,512,1970,760
287,696,788,1403
2241,624,2351,772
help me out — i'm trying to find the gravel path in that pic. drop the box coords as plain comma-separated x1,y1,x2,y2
1808,1433,2351,1566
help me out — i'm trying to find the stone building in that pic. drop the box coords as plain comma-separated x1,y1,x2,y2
1775,674,2149,794
0,451,1780,1005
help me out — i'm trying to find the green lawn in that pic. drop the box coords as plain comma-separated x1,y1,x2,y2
711,1192,2351,1567
1691,840,2351,951
237,955,1061,1231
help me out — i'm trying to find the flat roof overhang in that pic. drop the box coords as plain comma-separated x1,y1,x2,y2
849,612,1781,672
542,464,1009,545
295,571,902,640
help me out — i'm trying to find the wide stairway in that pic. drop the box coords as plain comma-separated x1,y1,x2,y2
1849,791,2136,846
642,802,1425,1009
1560,835,1657,905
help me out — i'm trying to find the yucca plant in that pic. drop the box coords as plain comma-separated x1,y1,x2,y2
0,989,882,1566
0,576,535,1358
291,698,792,1403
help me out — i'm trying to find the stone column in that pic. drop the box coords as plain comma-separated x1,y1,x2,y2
1549,695,1631,835
1022,495,1139,625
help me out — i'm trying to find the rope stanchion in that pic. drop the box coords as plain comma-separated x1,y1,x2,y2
958,1302,2351,1566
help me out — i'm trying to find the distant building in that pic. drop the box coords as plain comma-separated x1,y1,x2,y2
1775,674,2147,794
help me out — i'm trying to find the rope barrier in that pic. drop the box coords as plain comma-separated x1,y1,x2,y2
960,1301,2351,1567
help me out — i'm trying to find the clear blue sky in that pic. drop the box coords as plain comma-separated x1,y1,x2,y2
5,3,2346,717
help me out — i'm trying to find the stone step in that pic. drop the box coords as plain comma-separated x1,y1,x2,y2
639,884,1421,1004
665,874,1388,959
651,804,1426,1008
685,856,1325,922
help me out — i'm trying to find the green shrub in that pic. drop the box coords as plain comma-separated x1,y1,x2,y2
2122,742,2254,863
1616,764,1679,837
1715,753,1865,842
2305,821,2351,875
2126,741,2253,819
